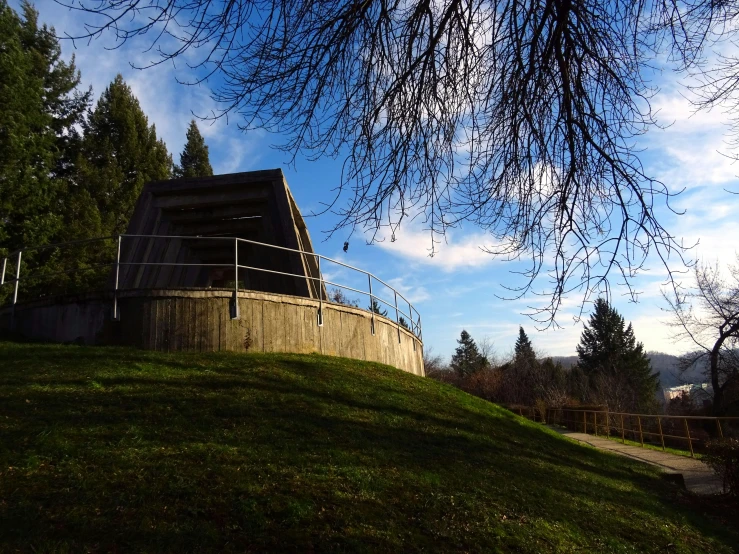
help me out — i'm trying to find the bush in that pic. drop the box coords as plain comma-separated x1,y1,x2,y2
704,438,739,496
461,369,503,402
534,399,548,423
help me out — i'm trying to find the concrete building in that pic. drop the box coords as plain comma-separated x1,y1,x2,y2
0,169,424,375
119,169,323,298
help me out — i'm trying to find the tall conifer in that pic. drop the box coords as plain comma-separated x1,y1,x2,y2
451,330,488,378
75,75,171,237
514,327,536,363
0,0,90,253
174,120,213,178
576,298,659,411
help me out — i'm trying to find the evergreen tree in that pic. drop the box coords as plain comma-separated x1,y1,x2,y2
514,326,536,364
0,1,91,303
504,326,540,405
368,298,388,317
75,74,171,237
173,120,213,178
0,0,90,254
576,298,660,412
450,330,488,378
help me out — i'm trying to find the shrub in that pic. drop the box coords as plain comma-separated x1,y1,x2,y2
461,368,503,402
534,399,548,423
704,438,739,496
328,288,359,307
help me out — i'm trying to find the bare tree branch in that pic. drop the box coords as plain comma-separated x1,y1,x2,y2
56,0,699,323
663,255,739,414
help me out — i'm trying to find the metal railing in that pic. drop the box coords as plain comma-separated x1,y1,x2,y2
0,234,422,342
535,407,739,457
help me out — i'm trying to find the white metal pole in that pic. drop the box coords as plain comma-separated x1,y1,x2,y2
368,274,375,335
113,235,121,320
394,290,400,343
232,237,240,319
317,256,323,326
11,250,21,328
12,250,21,306
1,257,6,285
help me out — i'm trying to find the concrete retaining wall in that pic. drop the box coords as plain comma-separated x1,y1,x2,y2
0,289,424,376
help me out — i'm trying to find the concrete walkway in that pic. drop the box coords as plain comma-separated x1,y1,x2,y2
548,426,724,495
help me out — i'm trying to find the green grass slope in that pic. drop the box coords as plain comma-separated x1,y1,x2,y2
0,342,736,553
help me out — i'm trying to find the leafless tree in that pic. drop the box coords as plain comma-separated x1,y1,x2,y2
328,287,359,307
477,336,499,368
422,346,448,377
663,256,739,414
653,0,739,149
57,0,731,323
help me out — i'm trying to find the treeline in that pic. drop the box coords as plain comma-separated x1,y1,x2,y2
0,1,213,303
427,299,661,414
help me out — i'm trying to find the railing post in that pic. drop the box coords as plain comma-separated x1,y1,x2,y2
317,256,323,326
606,412,610,438
1,257,6,285
657,416,666,451
368,274,374,335
112,235,121,321
408,299,415,350
11,250,21,329
394,290,400,343
637,415,644,447
231,238,240,320
717,419,724,439
594,412,597,436
620,414,625,444
583,411,587,433
683,418,694,457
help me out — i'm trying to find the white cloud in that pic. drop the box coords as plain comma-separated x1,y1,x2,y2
36,1,264,177
384,277,430,305
647,83,739,190
373,223,498,272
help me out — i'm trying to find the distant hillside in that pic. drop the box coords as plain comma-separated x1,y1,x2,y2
648,351,709,388
550,355,578,369
551,352,709,389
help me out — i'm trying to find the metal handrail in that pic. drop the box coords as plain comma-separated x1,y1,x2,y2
548,407,739,457
560,408,739,422
0,234,423,341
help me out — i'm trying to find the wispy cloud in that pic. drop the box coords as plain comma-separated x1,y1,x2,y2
373,223,499,272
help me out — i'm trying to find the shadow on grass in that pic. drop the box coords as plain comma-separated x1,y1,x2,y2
1,342,737,553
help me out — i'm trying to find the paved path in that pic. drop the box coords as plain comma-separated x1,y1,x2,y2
547,426,724,495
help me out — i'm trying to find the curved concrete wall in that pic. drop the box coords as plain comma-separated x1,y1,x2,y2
0,289,424,376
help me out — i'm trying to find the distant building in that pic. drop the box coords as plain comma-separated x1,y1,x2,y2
662,383,713,406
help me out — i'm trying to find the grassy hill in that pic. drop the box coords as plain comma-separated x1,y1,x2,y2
0,341,736,553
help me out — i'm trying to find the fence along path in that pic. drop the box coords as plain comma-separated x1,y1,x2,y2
508,406,736,495
546,426,723,495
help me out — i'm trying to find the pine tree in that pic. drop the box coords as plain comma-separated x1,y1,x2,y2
0,1,91,302
503,326,540,405
173,120,213,178
576,298,660,412
514,326,536,364
75,74,172,237
368,298,388,317
0,1,90,254
450,330,488,378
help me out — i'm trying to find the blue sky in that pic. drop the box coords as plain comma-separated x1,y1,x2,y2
30,0,739,360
